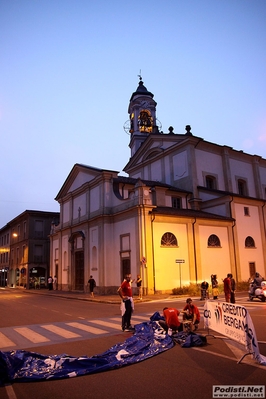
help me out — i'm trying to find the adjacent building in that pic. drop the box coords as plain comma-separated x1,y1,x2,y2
0,210,59,289
47,77,266,294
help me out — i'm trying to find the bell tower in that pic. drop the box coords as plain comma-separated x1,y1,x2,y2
126,76,159,157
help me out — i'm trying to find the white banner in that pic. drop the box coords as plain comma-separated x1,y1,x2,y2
203,300,266,365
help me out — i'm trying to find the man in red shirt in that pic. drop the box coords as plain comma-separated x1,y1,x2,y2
159,307,183,334
182,298,200,331
117,274,134,332
223,274,231,302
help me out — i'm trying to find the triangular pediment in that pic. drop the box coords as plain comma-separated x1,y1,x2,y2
124,133,192,174
55,163,118,200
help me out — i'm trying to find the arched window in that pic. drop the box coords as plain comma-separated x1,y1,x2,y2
207,234,221,247
138,110,153,133
161,232,178,247
245,236,255,248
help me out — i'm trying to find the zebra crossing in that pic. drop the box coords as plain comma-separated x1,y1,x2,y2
0,300,260,352
0,313,154,351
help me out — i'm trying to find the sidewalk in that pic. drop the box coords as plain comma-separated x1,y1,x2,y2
8,287,174,304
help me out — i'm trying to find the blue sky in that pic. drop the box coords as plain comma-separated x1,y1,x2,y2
1,0,266,228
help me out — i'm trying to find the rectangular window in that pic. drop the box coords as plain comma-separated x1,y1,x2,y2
237,179,248,196
172,197,182,209
23,221,27,238
249,262,255,278
35,220,44,238
206,177,214,189
121,234,130,251
22,245,26,262
244,207,250,216
16,247,19,264
34,245,43,262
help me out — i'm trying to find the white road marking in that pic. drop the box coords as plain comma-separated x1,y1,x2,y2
132,315,151,320
14,327,50,343
110,315,149,323
193,345,266,370
41,324,81,338
67,322,107,334
0,332,15,348
89,319,121,330
5,385,18,399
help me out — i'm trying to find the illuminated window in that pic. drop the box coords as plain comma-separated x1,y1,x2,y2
207,234,221,247
138,110,153,133
161,232,178,247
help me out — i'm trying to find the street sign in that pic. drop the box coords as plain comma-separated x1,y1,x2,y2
175,259,185,263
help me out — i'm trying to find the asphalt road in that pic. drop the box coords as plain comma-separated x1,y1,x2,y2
0,290,266,399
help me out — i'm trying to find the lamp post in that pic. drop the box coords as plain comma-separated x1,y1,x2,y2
11,233,18,287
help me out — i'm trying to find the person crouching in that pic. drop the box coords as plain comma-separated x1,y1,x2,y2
182,298,200,332
159,307,183,335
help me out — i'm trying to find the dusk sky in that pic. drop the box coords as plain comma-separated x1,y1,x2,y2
1,0,265,228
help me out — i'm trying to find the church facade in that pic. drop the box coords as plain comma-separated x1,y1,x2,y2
49,78,266,294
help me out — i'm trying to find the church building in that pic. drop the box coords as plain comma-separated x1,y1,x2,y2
49,77,266,294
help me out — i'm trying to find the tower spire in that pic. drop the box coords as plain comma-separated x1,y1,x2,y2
127,76,158,157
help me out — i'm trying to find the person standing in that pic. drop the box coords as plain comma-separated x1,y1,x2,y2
223,274,231,302
136,274,142,300
200,280,209,300
229,273,236,303
88,275,96,297
159,307,183,334
211,274,219,299
48,276,53,291
117,274,134,332
53,275,57,290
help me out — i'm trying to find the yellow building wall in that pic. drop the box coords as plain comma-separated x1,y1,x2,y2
152,221,190,291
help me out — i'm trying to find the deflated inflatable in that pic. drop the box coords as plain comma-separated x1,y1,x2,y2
0,313,206,385
0,318,173,384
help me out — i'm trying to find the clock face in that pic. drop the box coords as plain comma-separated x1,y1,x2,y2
123,120,131,135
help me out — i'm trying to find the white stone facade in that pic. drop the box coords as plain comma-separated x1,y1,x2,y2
49,80,266,294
